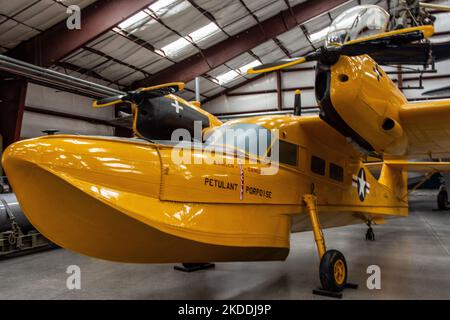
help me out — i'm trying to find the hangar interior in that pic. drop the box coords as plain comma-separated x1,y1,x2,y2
1,0,450,299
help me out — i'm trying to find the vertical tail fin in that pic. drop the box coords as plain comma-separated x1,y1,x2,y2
378,162,408,200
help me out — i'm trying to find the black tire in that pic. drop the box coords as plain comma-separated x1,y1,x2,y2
438,189,448,210
319,250,348,292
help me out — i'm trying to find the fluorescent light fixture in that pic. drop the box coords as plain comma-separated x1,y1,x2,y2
118,11,148,30
161,37,191,58
238,60,261,74
149,0,178,13
215,70,240,85
309,26,330,43
189,22,220,43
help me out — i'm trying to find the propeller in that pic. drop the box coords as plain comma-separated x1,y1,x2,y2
248,26,432,74
93,82,185,108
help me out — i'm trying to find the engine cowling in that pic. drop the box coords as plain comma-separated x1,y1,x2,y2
316,55,408,156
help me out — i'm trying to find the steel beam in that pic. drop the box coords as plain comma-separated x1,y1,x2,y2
133,0,348,88
276,71,282,110
7,0,157,67
0,79,28,150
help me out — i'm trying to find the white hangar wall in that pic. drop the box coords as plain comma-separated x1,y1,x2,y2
21,83,115,139
202,61,318,116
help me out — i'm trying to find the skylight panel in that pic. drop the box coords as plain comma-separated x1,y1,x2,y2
118,11,148,30
161,37,191,58
189,22,220,43
149,0,179,14
215,70,240,85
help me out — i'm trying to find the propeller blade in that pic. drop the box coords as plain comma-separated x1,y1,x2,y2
423,86,450,96
335,29,430,65
247,57,307,74
137,82,185,95
93,95,127,108
343,25,434,47
340,30,427,56
92,83,185,108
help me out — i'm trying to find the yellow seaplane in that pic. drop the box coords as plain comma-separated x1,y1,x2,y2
3,4,450,297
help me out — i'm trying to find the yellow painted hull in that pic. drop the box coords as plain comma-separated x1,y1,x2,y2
2,136,291,263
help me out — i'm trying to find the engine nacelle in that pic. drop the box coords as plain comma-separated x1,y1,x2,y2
316,55,408,156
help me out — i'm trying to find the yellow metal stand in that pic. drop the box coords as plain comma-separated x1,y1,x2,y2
303,194,326,259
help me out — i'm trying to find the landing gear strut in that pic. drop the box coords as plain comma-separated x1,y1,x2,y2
365,221,375,241
303,195,358,298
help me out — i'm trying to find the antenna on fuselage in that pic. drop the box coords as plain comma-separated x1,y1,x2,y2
294,89,302,116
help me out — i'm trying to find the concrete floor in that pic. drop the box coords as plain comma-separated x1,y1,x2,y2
1,190,450,300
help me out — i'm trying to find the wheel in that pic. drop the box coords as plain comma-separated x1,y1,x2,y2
319,250,347,292
365,227,375,241
437,189,448,210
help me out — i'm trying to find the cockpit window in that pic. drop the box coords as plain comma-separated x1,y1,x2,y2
204,123,272,158
326,5,390,46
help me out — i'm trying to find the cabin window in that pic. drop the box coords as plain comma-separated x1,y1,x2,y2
279,140,298,167
330,163,344,182
311,156,325,176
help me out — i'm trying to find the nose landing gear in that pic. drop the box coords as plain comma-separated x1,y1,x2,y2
303,195,358,298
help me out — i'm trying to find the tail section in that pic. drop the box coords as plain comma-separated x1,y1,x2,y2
378,162,408,200
376,161,450,200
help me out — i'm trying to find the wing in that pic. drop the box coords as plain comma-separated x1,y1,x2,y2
299,115,361,157
399,100,450,158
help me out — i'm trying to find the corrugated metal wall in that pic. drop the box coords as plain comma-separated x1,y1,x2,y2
21,83,115,138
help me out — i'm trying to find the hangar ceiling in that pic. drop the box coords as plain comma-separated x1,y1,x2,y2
1,0,449,132
1,0,390,101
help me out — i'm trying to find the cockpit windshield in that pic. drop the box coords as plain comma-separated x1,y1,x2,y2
326,5,390,46
204,123,272,158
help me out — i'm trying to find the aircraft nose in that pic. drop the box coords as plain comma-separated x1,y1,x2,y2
2,139,42,175
3,136,162,200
